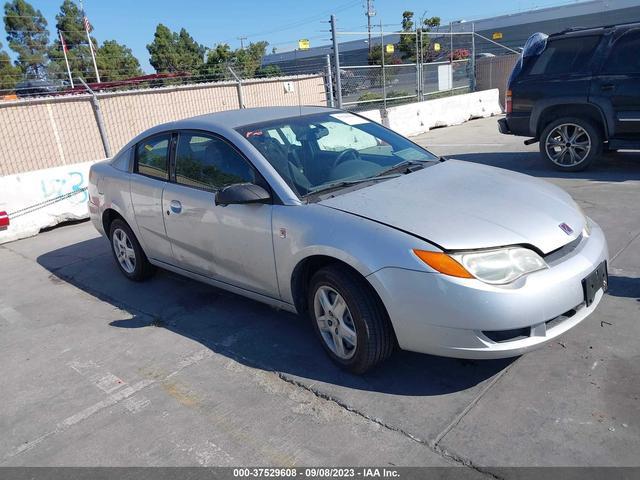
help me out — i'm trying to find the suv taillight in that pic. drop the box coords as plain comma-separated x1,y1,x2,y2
505,89,513,114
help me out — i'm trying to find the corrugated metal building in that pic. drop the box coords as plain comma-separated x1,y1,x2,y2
262,0,640,72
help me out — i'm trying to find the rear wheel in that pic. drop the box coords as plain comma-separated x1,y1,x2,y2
540,117,602,172
109,219,155,281
308,265,395,374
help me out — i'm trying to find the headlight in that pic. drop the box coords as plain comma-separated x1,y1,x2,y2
413,247,548,285
451,247,547,284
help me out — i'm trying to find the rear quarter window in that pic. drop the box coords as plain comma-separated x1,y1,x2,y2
603,30,640,74
135,134,170,180
527,36,600,76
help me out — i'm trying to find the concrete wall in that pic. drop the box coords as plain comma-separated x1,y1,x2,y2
0,159,96,244
362,89,503,137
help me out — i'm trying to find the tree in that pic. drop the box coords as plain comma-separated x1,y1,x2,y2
3,0,49,77
147,24,177,72
48,0,99,83
199,42,232,80
367,44,394,66
0,41,21,91
200,40,270,80
175,28,205,72
397,11,440,62
255,64,281,78
235,40,268,77
96,40,142,81
398,11,415,60
147,24,204,73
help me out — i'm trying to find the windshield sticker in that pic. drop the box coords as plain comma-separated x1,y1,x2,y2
330,113,369,125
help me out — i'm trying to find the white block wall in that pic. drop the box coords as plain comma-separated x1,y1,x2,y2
361,89,503,136
0,160,100,244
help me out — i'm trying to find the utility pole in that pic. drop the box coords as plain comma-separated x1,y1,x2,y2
330,15,342,108
237,36,247,49
365,0,375,53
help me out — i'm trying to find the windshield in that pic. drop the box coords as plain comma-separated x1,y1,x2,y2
236,112,437,197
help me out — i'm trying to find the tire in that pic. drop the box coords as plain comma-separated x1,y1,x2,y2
539,117,602,172
308,265,395,374
108,218,156,281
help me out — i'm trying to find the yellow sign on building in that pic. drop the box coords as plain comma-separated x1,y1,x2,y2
492,32,503,40
433,42,441,52
298,39,310,50
385,44,394,54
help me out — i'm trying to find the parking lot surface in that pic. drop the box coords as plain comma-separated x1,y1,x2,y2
1,115,638,471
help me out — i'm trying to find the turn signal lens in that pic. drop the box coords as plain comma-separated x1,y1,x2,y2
505,89,513,114
413,250,473,279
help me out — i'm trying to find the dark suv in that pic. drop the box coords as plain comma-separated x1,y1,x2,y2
498,23,640,171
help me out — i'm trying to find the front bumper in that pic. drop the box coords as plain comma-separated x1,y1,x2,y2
367,223,609,359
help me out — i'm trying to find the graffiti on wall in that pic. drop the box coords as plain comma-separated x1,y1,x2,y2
40,171,88,205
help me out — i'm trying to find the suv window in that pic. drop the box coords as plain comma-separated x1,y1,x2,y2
528,36,600,76
603,30,640,74
175,133,256,191
135,134,170,180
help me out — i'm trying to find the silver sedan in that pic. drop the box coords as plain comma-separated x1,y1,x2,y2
88,106,609,373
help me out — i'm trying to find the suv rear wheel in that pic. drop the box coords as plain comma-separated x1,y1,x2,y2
540,117,602,172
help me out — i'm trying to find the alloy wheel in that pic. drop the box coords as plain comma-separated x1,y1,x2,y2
544,123,591,167
112,228,136,274
313,286,357,360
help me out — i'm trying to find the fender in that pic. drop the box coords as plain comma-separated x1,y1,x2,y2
530,98,611,139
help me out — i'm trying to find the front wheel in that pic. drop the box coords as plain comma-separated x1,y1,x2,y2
540,117,602,172
308,265,395,374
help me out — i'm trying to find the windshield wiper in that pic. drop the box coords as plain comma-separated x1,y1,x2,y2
306,174,401,197
374,159,426,178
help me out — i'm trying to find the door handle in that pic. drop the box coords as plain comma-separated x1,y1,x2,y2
601,84,615,91
169,200,182,214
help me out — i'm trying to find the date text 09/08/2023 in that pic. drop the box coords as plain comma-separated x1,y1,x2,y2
232,467,400,478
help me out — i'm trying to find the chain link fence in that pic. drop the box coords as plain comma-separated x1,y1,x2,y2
325,24,518,111
0,71,327,176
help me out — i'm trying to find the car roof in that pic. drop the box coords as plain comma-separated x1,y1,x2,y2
549,21,640,39
178,106,337,129
118,105,342,159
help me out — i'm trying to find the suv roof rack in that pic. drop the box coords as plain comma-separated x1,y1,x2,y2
552,21,640,37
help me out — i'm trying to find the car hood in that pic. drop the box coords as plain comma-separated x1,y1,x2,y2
319,160,584,254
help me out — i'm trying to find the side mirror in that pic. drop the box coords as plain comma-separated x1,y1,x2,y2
215,183,271,206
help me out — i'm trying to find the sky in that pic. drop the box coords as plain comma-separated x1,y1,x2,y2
11,0,586,72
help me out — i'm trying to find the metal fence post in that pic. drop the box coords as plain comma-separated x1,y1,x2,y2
415,30,421,101
380,24,387,110
330,14,343,109
227,66,245,108
471,24,477,92
325,54,335,108
79,77,111,158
